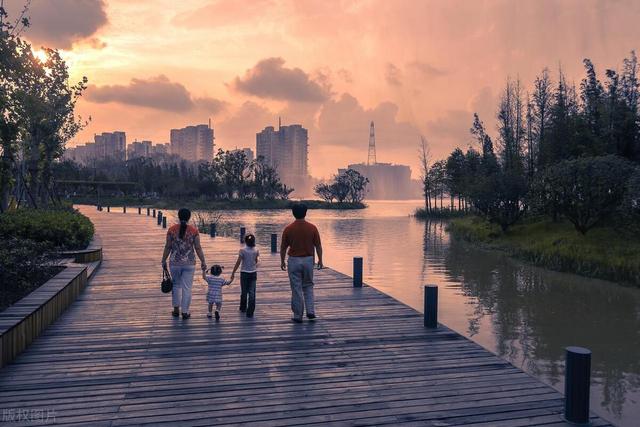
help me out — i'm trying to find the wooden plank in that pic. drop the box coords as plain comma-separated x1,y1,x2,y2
0,206,614,426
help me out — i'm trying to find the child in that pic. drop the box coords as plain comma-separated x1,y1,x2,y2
231,234,259,318
203,265,233,321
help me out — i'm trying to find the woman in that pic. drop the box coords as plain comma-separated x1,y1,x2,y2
161,208,206,319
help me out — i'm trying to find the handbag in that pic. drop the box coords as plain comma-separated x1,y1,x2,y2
161,268,173,293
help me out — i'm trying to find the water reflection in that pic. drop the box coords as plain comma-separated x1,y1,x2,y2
164,202,639,426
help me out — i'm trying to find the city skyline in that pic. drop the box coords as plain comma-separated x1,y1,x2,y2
8,0,640,177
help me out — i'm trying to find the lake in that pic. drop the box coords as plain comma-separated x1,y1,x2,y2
165,200,640,426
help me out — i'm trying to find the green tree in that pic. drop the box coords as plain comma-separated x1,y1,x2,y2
539,156,635,234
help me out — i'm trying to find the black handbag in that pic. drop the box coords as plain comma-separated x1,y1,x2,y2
161,268,173,293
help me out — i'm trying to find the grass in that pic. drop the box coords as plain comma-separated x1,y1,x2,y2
447,216,640,286
67,196,366,210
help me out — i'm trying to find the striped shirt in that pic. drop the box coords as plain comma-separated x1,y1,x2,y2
205,275,231,304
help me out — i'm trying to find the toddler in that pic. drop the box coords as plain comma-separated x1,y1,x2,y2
203,264,233,321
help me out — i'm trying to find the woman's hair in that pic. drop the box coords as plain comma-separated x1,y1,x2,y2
210,265,223,276
178,208,191,239
244,233,256,247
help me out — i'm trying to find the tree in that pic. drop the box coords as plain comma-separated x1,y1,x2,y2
445,148,465,209
418,136,432,212
539,156,635,234
314,183,334,202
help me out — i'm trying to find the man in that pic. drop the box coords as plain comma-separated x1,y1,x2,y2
280,203,324,323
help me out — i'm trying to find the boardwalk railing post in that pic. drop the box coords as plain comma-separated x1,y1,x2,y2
353,257,363,287
240,227,246,243
271,233,277,253
138,207,141,215
123,206,126,214
157,211,162,225
162,217,167,229
152,209,156,218
564,346,591,424
147,207,150,216
210,223,216,237
107,206,110,213
424,285,438,328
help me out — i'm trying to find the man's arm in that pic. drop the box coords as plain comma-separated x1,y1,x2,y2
280,230,288,271
314,228,323,269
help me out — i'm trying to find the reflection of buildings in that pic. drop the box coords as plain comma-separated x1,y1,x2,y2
63,131,126,164
256,119,310,193
338,121,415,199
170,122,214,162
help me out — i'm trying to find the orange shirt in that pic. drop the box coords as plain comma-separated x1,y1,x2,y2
281,220,321,257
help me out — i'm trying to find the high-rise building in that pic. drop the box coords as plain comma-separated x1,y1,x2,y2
170,123,214,162
256,120,308,189
231,147,255,163
127,140,152,159
95,131,126,161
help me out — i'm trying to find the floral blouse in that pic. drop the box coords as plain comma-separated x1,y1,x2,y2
167,224,199,266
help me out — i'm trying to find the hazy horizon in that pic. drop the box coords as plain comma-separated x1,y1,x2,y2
5,0,640,178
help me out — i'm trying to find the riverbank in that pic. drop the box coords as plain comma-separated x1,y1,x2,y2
67,196,366,211
447,216,640,286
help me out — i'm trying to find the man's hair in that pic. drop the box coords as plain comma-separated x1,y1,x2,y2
291,203,308,219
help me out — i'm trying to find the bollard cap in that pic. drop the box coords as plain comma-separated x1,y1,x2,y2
565,346,591,355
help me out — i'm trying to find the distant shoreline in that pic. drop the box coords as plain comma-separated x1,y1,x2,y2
68,197,366,211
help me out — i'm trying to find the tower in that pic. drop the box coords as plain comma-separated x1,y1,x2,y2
367,121,377,165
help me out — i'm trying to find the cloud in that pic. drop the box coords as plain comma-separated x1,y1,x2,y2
85,75,227,113
172,0,276,28
407,61,447,78
217,101,276,147
232,57,330,103
316,93,420,151
385,63,403,87
425,109,474,149
4,0,108,49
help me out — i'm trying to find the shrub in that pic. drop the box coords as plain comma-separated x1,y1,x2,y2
0,238,60,311
536,155,635,234
621,168,640,235
0,207,94,249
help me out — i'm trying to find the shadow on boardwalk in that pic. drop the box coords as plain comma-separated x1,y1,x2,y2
0,206,613,426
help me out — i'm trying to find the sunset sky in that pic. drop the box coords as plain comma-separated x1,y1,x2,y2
6,0,640,178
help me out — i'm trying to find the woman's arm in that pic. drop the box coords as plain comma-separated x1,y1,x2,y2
161,233,171,269
194,235,207,271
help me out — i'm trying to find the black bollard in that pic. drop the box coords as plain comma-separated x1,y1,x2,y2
353,257,363,287
147,207,150,216
157,211,162,225
152,209,156,218
138,207,141,215
424,285,438,328
564,346,591,424
123,206,126,214
240,227,246,243
271,233,277,253
162,216,167,229
210,223,216,238
107,206,110,212
97,205,100,211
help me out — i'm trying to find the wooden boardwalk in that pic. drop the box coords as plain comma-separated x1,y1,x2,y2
0,207,613,426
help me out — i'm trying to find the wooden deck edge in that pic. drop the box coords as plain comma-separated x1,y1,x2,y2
0,238,103,368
